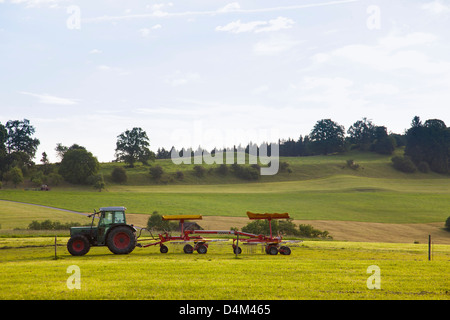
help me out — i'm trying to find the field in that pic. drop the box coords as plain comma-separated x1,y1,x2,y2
0,237,449,300
0,150,449,300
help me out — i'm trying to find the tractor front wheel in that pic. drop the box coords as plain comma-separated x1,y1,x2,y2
107,226,136,254
67,235,90,256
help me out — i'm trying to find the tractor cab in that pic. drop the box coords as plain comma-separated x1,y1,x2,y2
67,206,137,256
97,207,128,239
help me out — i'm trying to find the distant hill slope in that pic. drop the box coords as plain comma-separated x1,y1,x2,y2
98,148,448,187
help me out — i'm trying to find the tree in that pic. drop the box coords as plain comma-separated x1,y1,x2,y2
5,167,24,187
310,119,345,155
5,119,40,158
347,117,376,150
115,127,154,167
371,126,395,155
59,147,100,184
405,117,450,174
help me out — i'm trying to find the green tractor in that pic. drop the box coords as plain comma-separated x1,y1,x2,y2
67,206,137,256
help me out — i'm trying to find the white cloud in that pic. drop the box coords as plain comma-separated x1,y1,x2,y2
377,31,438,50
139,24,162,37
164,71,200,86
217,2,241,13
253,35,299,55
89,49,102,54
421,0,450,14
19,91,78,105
10,0,66,8
216,17,294,34
314,31,449,75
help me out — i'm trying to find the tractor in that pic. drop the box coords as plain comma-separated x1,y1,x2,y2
67,206,137,256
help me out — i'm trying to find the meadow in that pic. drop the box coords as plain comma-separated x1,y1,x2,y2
0,237,449,300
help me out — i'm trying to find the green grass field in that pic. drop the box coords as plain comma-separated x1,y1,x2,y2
1,174,449,224
0,237,449,300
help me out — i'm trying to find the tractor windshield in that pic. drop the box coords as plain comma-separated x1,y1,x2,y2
114,211,125,224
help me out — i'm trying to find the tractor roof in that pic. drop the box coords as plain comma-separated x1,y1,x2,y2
99,206,126,212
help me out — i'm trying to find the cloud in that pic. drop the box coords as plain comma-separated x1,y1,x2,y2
164,71,200,86
216,17,294,33
89,49,102,54
217,2,241,13
138,24,162,37
313,31,449,74
421,0,450,14
19,91,78,105
85,0,359,23
9,0,67,8
253,35,299,55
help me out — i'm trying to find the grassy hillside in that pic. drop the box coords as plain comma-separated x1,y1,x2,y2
97,148,448,186
0,149,449,228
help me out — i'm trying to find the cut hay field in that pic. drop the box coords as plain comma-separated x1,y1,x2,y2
0,237,449,300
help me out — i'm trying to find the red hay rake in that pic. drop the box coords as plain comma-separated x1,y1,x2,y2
137,211,302,255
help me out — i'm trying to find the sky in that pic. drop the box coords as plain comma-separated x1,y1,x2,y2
1,0,450,163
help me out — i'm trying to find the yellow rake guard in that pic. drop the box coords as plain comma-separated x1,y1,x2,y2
246,211,290,220
162,215,203,221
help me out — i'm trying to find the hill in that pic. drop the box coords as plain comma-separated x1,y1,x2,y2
0,149,449,243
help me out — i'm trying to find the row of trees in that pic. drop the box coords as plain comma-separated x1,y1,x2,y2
1,116,448,188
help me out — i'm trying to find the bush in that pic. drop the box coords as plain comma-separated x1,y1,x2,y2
231,164,259,180
298,224,331,239
279,161,290,172
175,171,184,180
445,216,450,231
417,161,430,173
346,159,360,170
193,165,206,177
47,173,63,186
216,164,228,175
111,167,127,183
149,165,164,180
28,220,82,230
278,220,298,236
391,156,417,173
242,220,276,235
147,211,177,231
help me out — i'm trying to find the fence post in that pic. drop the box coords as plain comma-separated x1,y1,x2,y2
428,235,431,261
54,236,57,260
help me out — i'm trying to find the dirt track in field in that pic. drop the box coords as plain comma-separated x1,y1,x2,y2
127,214,450,244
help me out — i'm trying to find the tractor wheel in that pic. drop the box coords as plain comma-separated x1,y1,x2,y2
233,246,242,255
183,244,194,254
160,245,168,253
279,246,291,255
197,244,208,254
267,245,278,255
106,226,136,254
67,235,90,256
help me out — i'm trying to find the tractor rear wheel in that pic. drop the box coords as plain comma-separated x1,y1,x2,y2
67,235,90,256
107,226,136,254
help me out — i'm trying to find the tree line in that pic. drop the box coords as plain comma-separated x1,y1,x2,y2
0,116,448,188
